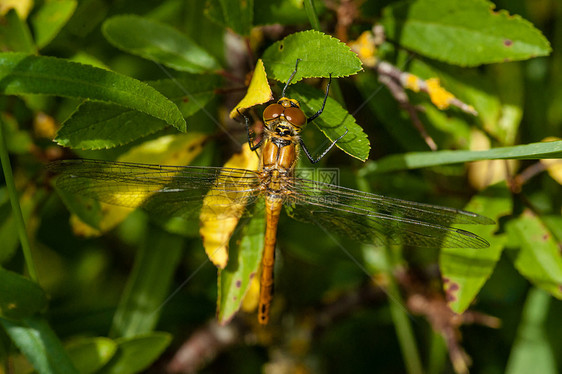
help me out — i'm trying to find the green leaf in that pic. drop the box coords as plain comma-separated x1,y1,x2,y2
0,268,47,320
290,83,370,161
543,216,562,242
217,202,265,324
102,15,220,73
505,288,557,374
0,53,186,132
55,102,168,150
66,337,118,374
508,213,562,299
381,0,552,67
31,0,77,48
261,30,363,82
0,317,80,374
255,0,326,26
65,0,108,38
205,0,254,36
110,226,183,338
440,184,511,313
220,0,254,36
55,75,219,149
362,140,562,174
0,9,36,53
98,332,172,374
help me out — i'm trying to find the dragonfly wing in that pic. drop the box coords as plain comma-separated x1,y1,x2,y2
284,177,491,249
48,159,262,221
289,178,494,225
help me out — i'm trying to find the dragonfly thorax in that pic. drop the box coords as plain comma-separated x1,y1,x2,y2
271,123,296,138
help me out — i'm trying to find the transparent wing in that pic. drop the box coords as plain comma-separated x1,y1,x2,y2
48,159,263,221
284,177,493,249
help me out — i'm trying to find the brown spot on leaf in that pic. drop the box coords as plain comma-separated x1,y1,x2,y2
542,233,550,241
504,39,513,47
235,280,241,288
443,277,450,284
182,96,189,103
249,272,255,279
445,282,460,302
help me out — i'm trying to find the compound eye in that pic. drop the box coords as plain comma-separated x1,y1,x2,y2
284,107,306,127
263,103,284,121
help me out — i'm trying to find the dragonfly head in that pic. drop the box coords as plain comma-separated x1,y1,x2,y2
263,97,306,132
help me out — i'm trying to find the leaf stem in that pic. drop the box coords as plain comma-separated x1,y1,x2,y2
0,117,37,281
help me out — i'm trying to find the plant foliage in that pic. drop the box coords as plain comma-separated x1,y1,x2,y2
0,0,561,373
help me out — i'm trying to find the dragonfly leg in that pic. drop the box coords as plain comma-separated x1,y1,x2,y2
281,58,302,98
299,127,348,164
238,108,263,151
307,73,332,123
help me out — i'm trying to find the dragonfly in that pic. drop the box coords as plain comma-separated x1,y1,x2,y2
48,61,494,325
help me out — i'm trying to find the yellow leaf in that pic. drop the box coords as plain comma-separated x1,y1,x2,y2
69,206,131,238
69,133,208,235
229,59,273,119
348,30,378,68
0,0,33,18
241,272,260,313
468,129,517,190
199,143,260,268
540,137,562,185
119,133,207,165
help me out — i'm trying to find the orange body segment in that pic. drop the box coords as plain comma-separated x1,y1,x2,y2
258,196,283,324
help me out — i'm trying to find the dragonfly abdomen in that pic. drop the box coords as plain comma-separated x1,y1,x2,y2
259,196,283,325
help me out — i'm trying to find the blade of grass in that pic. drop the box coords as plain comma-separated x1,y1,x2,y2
304,0,321,31
427,332,447,374
0,117,36,281
385,247,424,374
109,225,183,338
505,288,556,374
357,175,424,374
361,140,562,174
